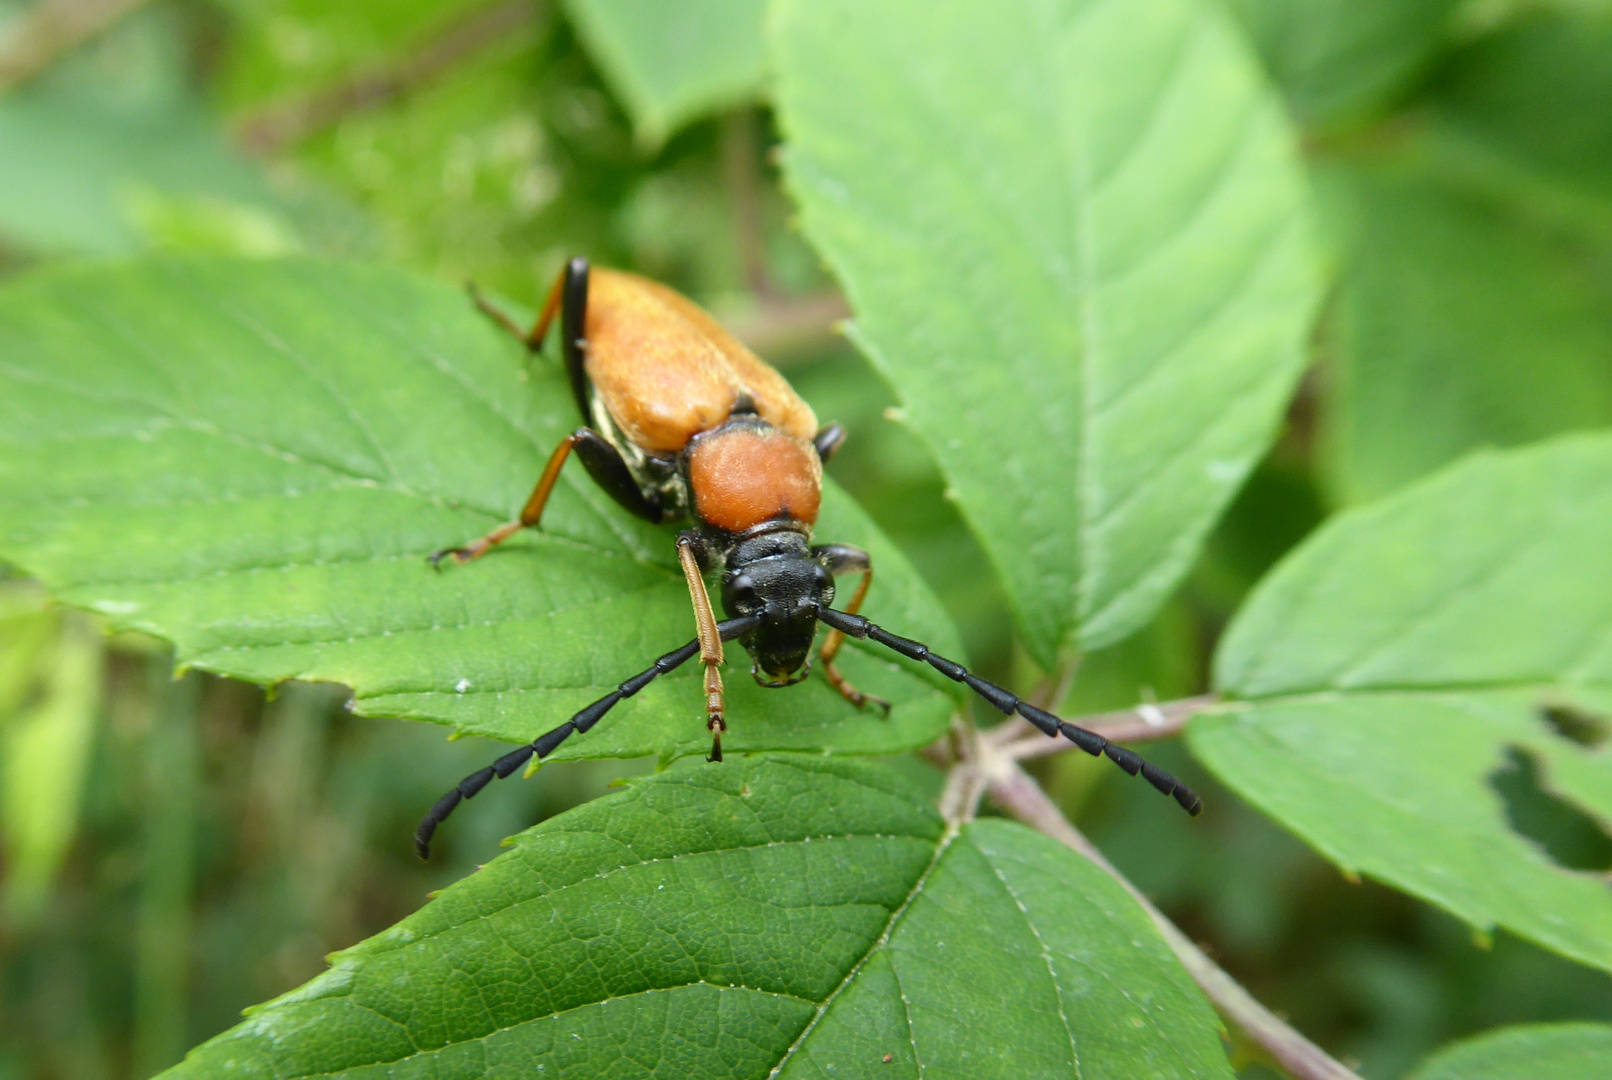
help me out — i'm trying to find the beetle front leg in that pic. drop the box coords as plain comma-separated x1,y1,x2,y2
812,544,890,715
430,430,581,565
677,532,728,760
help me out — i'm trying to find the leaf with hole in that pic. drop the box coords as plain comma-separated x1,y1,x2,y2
772,0,1320,666
1191,434,1612,974
0,257,960,764
1408,1022,1612,1080
158,755,1233,1079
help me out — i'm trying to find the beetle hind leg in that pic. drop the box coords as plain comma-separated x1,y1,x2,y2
469,258,592,424
813,544,891,716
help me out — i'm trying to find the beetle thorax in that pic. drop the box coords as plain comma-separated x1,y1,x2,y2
686,418,822,535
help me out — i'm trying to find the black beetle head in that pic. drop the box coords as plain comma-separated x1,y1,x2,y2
721,531,835,684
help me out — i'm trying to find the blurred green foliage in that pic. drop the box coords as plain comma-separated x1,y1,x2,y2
0,0,1610,1077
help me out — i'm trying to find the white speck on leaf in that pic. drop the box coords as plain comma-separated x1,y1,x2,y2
94,600,141,615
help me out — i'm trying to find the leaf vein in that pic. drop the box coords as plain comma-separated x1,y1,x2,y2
983,858,1080,1077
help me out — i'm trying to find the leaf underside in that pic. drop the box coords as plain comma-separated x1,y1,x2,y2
160,755,1232,1079
772,0,1319,666
1193,434,1612,975
0,257,961,763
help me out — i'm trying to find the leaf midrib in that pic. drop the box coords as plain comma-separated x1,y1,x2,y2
765,822,961,1078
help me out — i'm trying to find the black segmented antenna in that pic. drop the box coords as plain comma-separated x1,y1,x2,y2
415,605,1201,859
414,613,762,858
815,605,1202,815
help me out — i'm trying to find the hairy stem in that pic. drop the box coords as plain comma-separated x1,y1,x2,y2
987,760,1361,1080
1000,692,1217,759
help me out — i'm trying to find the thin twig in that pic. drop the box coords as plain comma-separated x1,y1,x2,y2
987,761,1361,1080
0,0,152,92
936,717,991,823
1003,693,1217,760
232,0,539,155
724,290,850,361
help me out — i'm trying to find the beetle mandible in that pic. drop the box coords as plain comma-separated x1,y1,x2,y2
415,258,1201,857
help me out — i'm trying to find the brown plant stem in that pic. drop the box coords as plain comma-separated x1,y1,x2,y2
232,0,539,155
722,109,775,300
987,760,1362,1080
0,0,152,92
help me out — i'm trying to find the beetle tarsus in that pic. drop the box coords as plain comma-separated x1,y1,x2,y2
707,724,724,763
427,545,473,568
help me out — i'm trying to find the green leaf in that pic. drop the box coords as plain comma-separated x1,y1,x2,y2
772,0,1319,666
160,755,1232,1079
1408,1022,1612,1080
1227,0,1460,128
563,0,767,146
0,257,959,763
0,6,284,256
1191,434,1612,974
1319,163,1612,503
0,604,102,922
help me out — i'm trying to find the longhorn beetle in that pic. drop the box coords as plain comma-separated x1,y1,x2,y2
415,258,1202,857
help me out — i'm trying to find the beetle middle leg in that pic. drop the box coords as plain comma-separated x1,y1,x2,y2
430,427,664,565
813,544,891,715
677,532,729,761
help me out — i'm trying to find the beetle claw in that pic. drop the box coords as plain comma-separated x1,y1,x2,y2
427,547,469,569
